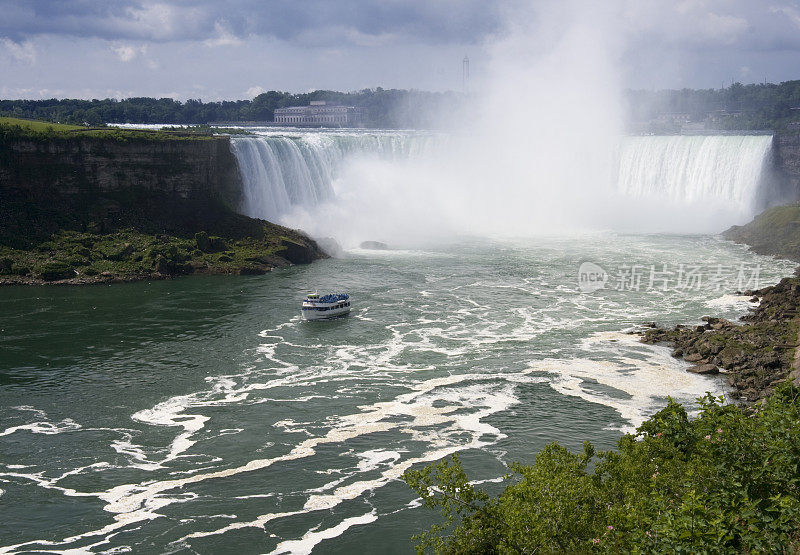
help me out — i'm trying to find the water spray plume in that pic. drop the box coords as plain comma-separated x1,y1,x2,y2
233,1,773,246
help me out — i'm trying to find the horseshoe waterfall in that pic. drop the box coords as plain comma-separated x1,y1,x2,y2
231,132,775,232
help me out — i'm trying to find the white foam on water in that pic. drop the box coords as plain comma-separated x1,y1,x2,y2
268,511,379,555
538,331,724,432
0,419,81,437
356,449,401,472
1,368,525,553
704,294,757,309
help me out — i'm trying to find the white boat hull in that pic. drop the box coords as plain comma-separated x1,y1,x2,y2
301,305,351,320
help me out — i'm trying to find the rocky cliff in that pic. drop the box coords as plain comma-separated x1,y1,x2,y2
770,133,800,203
0,130,327,283
0,133,251,244
1,134,241,208
723,203,800,262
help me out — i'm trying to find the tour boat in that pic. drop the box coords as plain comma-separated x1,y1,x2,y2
301,293,351,320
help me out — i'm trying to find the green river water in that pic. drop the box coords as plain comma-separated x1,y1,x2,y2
0,234,794,553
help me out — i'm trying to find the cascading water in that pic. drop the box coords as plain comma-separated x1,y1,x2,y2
616,135,773,210
230,130,775,238
231,131,440,223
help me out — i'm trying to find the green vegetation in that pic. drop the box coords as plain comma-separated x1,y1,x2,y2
723,203,800,262
626,80,800,131
0,116,83,132
404,387,800,553
0,89,460,128
5,81,800,130
0,117,220,142
0,227,314,284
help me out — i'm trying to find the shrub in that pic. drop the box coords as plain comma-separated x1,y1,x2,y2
35,261,75,281
404,386,800,553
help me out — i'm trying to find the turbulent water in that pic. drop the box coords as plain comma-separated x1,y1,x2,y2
0,235,794,553
232,130,774,234
0,126,786,553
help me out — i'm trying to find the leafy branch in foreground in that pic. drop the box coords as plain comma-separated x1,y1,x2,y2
404,386,800,553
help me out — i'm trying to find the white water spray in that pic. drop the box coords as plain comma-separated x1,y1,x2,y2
230,2,775,245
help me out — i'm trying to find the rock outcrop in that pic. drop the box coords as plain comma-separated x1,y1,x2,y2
641,278,800,402
723,203,800,262
0,132,328,284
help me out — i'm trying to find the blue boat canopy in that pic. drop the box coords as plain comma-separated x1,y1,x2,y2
311,293,349,303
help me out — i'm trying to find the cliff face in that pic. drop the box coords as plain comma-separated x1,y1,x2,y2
771,133,800,203
0,133,328,281
0,134,255,245
0,135,242,209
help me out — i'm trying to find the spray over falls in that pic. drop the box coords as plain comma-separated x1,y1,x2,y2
231,131,775,242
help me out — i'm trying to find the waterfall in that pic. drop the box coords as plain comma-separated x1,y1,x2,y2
230,132,438,222
231,131,775,233
616,135,773,212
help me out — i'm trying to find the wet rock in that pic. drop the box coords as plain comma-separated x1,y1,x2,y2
360,240,389,250
195,231,212,252
280,239,314,264
687,363,719,375
37,262,75,281
685,353,704,363
238,265,268,275
104,242,133,261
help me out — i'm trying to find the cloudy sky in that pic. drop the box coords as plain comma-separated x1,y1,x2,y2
2,0,800,100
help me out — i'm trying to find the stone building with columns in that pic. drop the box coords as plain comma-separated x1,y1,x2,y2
274,101,364,126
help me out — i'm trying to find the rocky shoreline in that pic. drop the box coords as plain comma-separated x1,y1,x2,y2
639,275,800,402
0,227,326,286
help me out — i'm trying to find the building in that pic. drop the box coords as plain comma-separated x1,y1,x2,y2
273,101,365,126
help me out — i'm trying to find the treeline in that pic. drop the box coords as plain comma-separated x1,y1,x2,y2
0,88,461,129
625,80,800,131
5,80,800,130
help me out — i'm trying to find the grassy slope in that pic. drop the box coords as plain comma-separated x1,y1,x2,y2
0,228,312,283
0,116,217,141
723,203,800,262
0,117,83,131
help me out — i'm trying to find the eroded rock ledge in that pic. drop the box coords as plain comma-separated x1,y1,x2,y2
640,277,800,402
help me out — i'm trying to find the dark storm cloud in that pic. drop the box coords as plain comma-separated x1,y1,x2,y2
0,0,503,45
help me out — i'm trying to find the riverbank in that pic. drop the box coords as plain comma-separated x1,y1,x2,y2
0,117,327,285
638,204,800,401
640,276,800,402
723,203,800,262
0,224,325,286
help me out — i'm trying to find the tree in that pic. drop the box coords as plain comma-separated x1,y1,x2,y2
404,386,800,553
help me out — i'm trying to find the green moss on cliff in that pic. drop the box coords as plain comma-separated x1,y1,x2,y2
723,203,800,261
0,226,320,284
